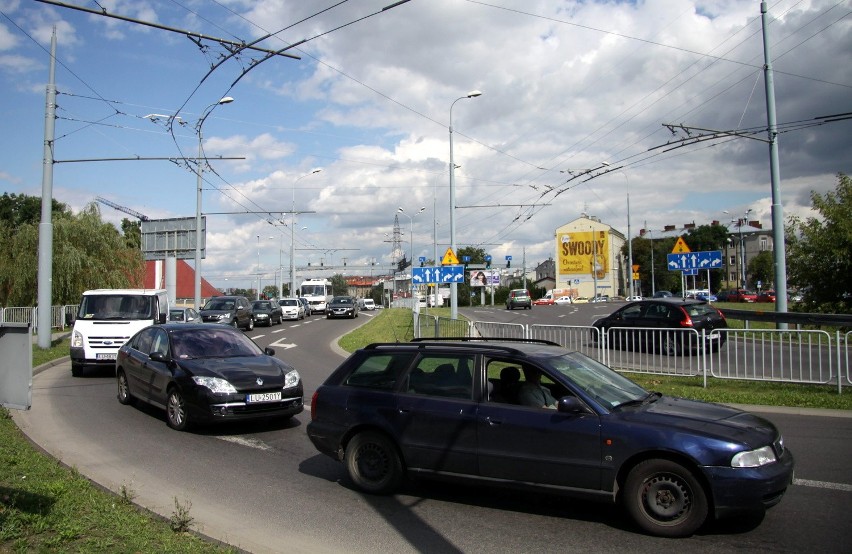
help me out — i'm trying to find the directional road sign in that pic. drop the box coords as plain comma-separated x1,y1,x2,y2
412,265,465,284
666,250,723,271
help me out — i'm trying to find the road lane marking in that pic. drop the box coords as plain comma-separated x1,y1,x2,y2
215,436,272,451
794,478,852,492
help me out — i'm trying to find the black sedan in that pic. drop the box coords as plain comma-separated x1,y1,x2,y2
592,298,727,355
326,296,359,319
115,323,303,430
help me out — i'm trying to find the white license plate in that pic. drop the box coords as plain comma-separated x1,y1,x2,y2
708,333,721,340
96,353,117,360
246,392,281,403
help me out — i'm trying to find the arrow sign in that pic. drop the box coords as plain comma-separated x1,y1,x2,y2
269,338,297,350
413,265,464,284
667,250,723,271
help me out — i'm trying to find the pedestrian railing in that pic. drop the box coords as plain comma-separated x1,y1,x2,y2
414,313,849,392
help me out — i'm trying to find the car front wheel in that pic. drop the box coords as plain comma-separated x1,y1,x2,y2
345,431,403,495
116,370,133,405
624,459,708,538
166,387,190,431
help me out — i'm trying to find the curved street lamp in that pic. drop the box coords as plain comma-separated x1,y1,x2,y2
194,96,234,309
449,90,482,319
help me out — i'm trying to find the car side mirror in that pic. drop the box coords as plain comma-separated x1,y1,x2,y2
149,351,172,364
264,347,276,356
557,396,588,414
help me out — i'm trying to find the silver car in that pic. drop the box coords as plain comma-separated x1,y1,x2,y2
278,298,306,320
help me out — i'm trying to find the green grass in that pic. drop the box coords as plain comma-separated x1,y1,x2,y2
0,409,233,552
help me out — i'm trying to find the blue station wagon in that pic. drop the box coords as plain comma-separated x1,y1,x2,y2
307,338,794,537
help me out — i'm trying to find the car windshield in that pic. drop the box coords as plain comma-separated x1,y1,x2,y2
253,301,272,309
281,299,299,306
78,294,154,320
540,351,648,408
170,328,263,359
332,297,351,304
203,299,235,311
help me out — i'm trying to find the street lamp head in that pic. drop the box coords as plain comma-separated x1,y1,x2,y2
310,168,322,174
218,96,235,105
398,207,404,213
466,90,483,98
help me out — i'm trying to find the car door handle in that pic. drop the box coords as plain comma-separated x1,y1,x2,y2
485,416,503,426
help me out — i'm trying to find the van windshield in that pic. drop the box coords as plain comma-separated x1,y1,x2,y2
78,294,154,321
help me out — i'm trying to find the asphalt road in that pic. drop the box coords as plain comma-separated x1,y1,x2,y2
13,307,852,553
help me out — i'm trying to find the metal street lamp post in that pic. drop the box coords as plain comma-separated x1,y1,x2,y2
290,169,322,298
398,206,425,301
449,90,482,319
194,96,234,309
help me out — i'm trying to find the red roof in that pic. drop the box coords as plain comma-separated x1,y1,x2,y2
144,260,222,298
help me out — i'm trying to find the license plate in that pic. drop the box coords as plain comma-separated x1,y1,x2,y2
708,332,721,340
246,392,281,403
96,353,117,360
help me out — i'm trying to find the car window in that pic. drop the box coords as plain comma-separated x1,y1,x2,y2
133,327,156,354
343,352,416,390
620,304,643,319
407,355,474,399
151,328,169,356
644,304,670,318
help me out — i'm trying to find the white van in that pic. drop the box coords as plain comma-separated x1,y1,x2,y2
68,289,169,377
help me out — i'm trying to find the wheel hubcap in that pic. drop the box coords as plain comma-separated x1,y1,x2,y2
642,474,689,522
168,393,185,426
357,444,389,482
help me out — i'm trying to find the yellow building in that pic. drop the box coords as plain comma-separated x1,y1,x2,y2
554,215,627,299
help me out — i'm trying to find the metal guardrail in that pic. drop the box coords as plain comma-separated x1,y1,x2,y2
416,314,849,393
2,305,77,331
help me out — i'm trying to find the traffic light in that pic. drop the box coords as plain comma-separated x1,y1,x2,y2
485,255,491,269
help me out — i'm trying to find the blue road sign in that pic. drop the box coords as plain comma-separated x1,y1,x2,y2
412,265,465,284
462,255,471,263
505,255,512,260
666,250,723,271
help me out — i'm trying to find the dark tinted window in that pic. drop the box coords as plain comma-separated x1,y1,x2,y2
407,355,474,399
343,352,415,390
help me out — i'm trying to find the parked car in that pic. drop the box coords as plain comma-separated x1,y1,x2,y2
251,300,283,326
625,295,644,301
533,297,554,306
199,295,254,331
727,289,758,302
327,296,359,319
278,298,306,320
573,297,590,303
553,296,574,305
756,290,777,303
592,298,728,355
506,289,532,310
116,323,303,430
298,297,312,317
169,307,199,323
652,290,673,298
307,338,793,538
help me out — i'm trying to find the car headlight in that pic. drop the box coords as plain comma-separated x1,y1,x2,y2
72,330,83,348
192,376,238,394
284,369,300,389
731,445,777,468
220,313,232,321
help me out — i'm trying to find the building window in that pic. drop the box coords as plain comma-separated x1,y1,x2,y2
729,255,736,266
760,237,769,251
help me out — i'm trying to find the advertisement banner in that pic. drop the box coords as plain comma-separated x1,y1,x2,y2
469,269,500,287
558,231,607,279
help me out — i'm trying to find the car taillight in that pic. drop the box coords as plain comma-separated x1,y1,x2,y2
715,307,727,321
310,390,319,420
678,308,694,327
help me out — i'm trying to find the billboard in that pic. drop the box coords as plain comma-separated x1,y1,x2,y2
558,230,608,279
469,269,500,287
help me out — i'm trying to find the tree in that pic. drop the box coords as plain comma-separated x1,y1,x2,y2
0,202,144,306
330,274,348,296
120,218,142,250
785,173,852,313
748,251,774,290
0,192,70,228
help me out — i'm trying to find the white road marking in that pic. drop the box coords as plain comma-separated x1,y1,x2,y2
215,436,273,451
269,338,297,350
794,478,852,492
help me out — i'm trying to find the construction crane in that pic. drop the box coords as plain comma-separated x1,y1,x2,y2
95,196,149,221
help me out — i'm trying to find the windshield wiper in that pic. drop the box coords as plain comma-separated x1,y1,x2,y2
615,391,661,410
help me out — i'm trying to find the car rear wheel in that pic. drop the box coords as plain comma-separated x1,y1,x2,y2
116,370,133,405
345,431,403,495
166,387,190,431
624,459,708,538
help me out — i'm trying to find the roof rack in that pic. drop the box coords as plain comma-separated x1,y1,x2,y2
362,336,561,355
410,337,560,347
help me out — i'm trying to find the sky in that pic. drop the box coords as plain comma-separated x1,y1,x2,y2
1,0,850,292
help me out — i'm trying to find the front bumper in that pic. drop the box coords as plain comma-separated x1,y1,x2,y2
186,385,305,423
704,448,795,518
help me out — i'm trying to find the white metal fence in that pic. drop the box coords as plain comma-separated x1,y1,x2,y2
413,313,850,392
1,305,77,331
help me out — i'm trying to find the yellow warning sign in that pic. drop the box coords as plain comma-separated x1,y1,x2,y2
441,248,460,265
672,237,691,253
